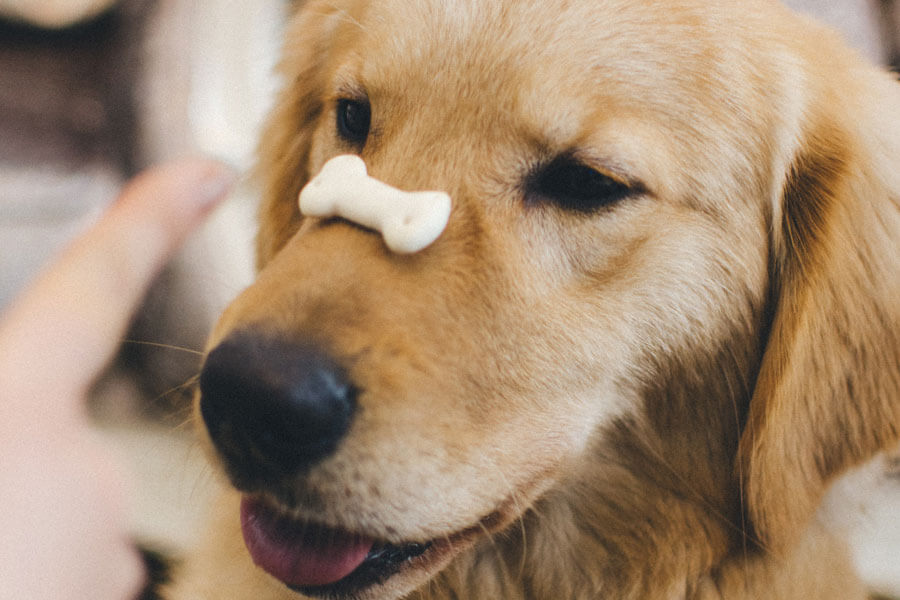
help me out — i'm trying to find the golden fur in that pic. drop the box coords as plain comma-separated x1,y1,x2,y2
165,0,900,598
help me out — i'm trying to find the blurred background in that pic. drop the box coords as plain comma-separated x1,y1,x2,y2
0,0,897,596
0,0,283,567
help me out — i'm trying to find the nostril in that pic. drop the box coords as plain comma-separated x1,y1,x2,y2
199,332,358,485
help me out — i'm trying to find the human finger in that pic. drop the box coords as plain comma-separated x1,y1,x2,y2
0,158,236,404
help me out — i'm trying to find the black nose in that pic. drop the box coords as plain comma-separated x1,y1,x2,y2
199,332,357,487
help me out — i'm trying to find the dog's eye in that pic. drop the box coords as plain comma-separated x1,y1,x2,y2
528,157,633,213
336,98,371,146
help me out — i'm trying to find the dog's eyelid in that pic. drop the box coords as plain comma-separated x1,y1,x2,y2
331,77,368,102
525,154,644,213
568,151,643,190
326,92,365,108
534,144,644,188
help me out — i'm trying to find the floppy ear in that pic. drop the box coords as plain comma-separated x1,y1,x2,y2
738,68,900,553
253,0,350,268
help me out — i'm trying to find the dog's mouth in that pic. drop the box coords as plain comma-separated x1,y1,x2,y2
240,496,488,598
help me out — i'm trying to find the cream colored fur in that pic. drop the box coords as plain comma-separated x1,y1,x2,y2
165,1,900,598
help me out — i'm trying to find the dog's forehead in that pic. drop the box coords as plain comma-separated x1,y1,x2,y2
343,0,777,143
353,1,757,88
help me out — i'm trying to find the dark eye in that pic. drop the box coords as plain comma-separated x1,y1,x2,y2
528,156,633,213
336,98,371,146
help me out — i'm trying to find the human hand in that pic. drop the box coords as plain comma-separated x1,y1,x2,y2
0,159,235,600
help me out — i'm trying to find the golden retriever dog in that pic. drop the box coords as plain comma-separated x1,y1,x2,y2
164,0,900,598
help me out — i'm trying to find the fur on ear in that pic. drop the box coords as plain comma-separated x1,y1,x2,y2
738,57,900,553
254,0,351,268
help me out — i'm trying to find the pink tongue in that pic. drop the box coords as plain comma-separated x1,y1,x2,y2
240,497,375,588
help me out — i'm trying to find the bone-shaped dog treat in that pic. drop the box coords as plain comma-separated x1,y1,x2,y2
298,155,452,254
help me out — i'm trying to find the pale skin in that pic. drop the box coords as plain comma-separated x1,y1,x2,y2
0,0,121,29
0,159,235,600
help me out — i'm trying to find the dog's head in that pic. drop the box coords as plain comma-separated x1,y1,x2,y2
194,1,900,598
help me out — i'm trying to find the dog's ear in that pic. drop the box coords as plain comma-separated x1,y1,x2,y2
253,0,349,268
738,64,900,553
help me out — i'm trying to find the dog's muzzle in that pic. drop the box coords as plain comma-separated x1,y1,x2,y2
198,334,442,594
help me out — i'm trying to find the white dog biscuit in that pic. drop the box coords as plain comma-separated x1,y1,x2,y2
298,155,452,254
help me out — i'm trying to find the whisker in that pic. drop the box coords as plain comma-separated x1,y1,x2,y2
722,342,754,583
172,411,197,434
639,435,771,556
475,518,514,590
152,374,200,405
492,468,530,578
134,375,201,423
122,339,205,356
317,3,368,34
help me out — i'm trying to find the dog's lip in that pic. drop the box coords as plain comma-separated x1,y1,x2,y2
239,494,508,598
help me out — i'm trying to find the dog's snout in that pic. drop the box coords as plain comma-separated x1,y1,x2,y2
199,333,357,485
